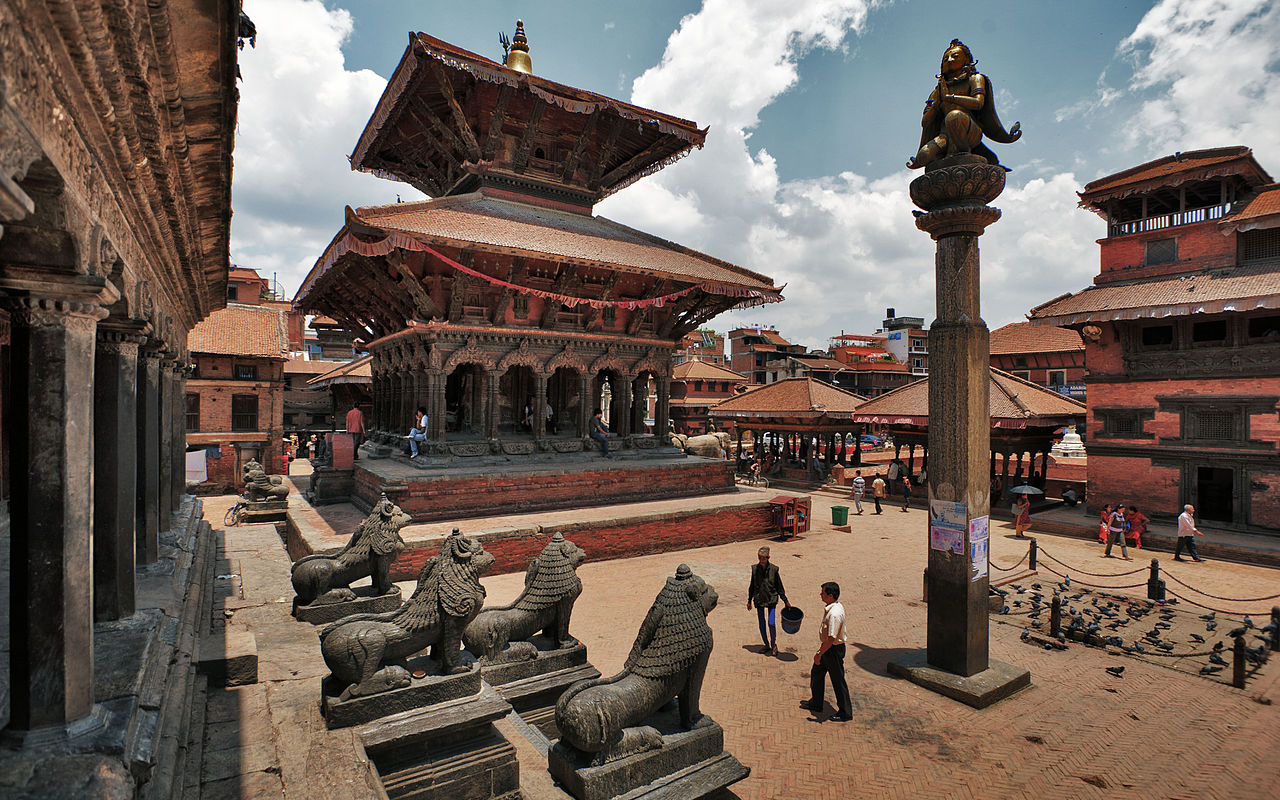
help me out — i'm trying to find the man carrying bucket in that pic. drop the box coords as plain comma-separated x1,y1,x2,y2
747,546,790,656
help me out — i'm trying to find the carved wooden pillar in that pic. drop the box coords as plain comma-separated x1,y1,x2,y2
533,371,547,440
170,359,187,509
485,369,501,439
4,291,109,734
94,327,145,622
1040,450,1050,486
431,369,447,441
617,374,633,437
136,347,162,564
578,374,591,438
656,376,671,438
158,355,176,518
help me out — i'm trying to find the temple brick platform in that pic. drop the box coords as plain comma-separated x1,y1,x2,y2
287,483,792,581
350,453,737,523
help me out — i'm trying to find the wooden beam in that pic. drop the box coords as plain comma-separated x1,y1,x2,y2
658,291,701,338
483,85,512,160
588,117,624,189
427,60,482,160
512,99,548,173
561,109,600,183
540,263,578,327
585,273,620,331
491,257,526,324
447,250,476,322
389,250,443,320
598,138,671,191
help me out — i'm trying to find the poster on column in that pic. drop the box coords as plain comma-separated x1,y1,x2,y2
929,499,966,554
969,515,989,581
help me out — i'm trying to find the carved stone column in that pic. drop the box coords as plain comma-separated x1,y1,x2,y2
485,368,501,439
533,371,547,440
429,369,446,440
136,347,162,564
93,327,145,621
4,293,109,734
655,376,671,439
158,356,176,518
578,374,591,438
617,375,633,437
170,359,187,511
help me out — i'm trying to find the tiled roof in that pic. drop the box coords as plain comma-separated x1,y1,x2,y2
1028,262,1280,325
989,322,1084,355
1220,184,1280,232
709,378,864,416
786,356,850,371
1080,147,1268,205
351,194,778,292
852,368,1084,426
761,330,792,346
285,358,349,375
309,315,341,327
672,360,747,381
307,354,373,387
189,304,289,358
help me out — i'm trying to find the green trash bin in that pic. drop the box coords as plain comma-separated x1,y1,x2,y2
832,506,849,526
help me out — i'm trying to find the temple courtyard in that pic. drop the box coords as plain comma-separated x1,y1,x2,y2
197,481,1279,800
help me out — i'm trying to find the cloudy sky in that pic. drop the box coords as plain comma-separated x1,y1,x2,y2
232,0,1280,350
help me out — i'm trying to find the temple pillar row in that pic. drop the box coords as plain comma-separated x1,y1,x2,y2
136,348,162,565
170,360,187,512
656,376,670,438
533,371,547,439
158,358,175,518
485,369,501,440
577,374,591,440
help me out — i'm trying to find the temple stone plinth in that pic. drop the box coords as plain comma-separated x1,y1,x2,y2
886,154,1030,705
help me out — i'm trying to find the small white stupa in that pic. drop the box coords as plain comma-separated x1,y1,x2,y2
1051,424,1086,458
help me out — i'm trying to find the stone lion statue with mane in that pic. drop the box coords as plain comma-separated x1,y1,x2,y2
555,564,718,764
291,494,409,606
319,528,493,700
241,459,288,501
463,532,585,663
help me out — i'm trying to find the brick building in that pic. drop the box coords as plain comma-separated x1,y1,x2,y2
669,359,747,434
728,326,806,384
1029,146,1280,531
829,334,918,398
673,329,726,365
880,309,929,377
186,304,290,491
284,357,347,432
989,321,1086,399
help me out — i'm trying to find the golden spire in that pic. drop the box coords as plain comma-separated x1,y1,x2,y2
504,20,532,74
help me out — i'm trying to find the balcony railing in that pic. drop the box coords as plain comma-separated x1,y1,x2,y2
1108,203,1228,237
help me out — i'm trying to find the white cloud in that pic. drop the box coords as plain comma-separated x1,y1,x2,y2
599,0,1096,350
1119,0,1280,159
232,0,422,297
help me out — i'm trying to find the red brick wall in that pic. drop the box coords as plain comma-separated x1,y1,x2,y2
1087,455,1180,517
384,503,778,580
1097,223,1236,284
354,461,737,522
186,353,286,489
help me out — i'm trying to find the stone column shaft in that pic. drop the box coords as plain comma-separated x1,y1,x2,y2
93,330,142,621
158,362,175,519
656,376,671,438
533,372,547,439
578,375,590,438
171,364,186,510
6,296,107,731
485,369,501,439
136,351,162,564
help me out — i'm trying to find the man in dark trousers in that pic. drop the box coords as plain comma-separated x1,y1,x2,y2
747,546,790,655
589,408,612,458
801,581,852,722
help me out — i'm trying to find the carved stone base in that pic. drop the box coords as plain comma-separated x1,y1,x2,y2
292,585,402,625
548,712,748,800
305,466,354,505
886,651,1030,708
359,683,520,800
478,637,593,687
321,660,481,729
241,499,288,523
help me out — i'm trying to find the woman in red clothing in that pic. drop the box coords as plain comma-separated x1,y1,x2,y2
1124,505,1148,549
1013,494,1031,538
1099,504,1113,544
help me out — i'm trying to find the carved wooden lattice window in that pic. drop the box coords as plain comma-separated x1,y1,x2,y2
1188,409,1237,441
1145,237,1177,266
1239,228,1280,263
513,294,529,317
186,393,200,432
1109,415,1138,437
1096,408,1154,439
232,394,258,432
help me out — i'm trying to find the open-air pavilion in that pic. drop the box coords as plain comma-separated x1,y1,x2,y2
708,377,867,480
852,368,1086,500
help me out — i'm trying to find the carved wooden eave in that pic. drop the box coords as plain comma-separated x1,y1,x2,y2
0,0,238,333
348,32,708,205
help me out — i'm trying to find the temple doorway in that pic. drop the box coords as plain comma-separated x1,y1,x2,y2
548,367,581,436
445,364,484,438
499,365,537,435
1196,466,1234,522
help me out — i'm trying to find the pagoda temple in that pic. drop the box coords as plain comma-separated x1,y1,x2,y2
294,23,781,516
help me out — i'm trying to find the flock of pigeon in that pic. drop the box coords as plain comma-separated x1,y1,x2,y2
1002,578,1275,680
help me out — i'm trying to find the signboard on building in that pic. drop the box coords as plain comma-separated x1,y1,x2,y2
1054,384,1087,399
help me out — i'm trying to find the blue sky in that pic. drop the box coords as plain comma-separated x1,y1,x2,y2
232,0,1280,349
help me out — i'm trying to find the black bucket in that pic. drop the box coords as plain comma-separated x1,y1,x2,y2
780,605,804,635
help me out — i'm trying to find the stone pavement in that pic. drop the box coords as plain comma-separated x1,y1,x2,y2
197,485,1280,799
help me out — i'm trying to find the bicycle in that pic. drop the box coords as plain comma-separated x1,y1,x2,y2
735,471,769,489
224,499,248,527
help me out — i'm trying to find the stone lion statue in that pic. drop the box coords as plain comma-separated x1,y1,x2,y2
241,458,288,501
555,564,718,764
291,494,410,606
463,532,586,663
680,433,729,458
319,528,494,700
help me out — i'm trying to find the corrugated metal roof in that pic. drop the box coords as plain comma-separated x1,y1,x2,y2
353,194,777,291
189,304,289,358
1028,262,1280,325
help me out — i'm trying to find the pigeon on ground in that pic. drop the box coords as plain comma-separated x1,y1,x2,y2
1209,652,1227,666
1228,626,1247,639
1213,641,1225,652
1190,633,1205,643
1200,665,1223,674
1032,583,1042,590
1105,665,1124,677
1011,584,1024,593
1044,642,1054,650
1156,641,1175,652
1245,645,1267,663
1133,642,1146,653
1021,629,1030,642
1261,622,1277,635
1002,605,1011,614
1156,622,1173,630
1200,612,1216,621
1244,615,1255,629
1206,621,1218,632
1013,600,1023,608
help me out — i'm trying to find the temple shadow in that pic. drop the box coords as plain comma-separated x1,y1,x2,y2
847,641,924,678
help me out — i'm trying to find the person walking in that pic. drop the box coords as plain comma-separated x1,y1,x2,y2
899,473,912,512
849,469,865,515
747,546,790,655
1098,503,1113,544
1124,505,1148,549
1174,504,1206,562
1013,494,1031,538
800,581,852,722
345,403,365,459
871,474,886,514
1103,504,1132,560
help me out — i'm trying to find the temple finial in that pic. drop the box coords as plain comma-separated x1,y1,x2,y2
504,20,532,74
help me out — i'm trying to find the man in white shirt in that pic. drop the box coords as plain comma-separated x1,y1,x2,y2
1174,504,1205,562
801,581,852,722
